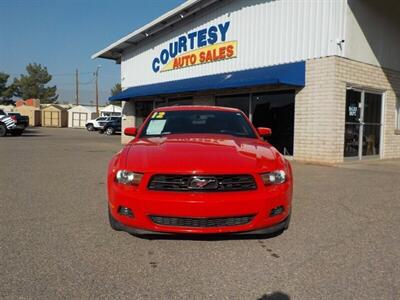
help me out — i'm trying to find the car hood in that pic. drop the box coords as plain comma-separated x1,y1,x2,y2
123,134,281,174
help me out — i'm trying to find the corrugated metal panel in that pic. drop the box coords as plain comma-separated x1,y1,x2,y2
121,0,347,89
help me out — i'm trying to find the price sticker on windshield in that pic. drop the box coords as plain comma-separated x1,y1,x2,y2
151,112,166,119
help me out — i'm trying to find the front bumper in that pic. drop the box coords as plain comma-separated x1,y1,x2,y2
108,178,292,235
115,214,290,236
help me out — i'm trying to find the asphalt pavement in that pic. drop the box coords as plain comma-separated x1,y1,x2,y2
0,128,399,299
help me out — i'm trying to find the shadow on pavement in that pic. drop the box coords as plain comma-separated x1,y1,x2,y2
258,292,290,300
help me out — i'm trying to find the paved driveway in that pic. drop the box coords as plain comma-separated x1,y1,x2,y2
0,128,399,299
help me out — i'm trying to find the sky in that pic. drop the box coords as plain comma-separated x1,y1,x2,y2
0,0,184,105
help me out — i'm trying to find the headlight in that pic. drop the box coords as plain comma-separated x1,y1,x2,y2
115,170,143,185
260,170,286,185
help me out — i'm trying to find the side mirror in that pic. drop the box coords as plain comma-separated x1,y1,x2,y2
257,127,272,137
124,127,137,137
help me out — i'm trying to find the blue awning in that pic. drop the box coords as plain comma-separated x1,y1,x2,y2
110,61,305,101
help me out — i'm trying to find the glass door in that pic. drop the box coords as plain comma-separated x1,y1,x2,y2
344,90,362,158
344,89,382,159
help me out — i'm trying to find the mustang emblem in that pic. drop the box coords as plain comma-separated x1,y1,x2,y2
188,176,218,190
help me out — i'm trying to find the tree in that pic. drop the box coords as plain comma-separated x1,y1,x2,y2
0,72,15,104
110,83,122,106
13,63,58,104
111,83,122,96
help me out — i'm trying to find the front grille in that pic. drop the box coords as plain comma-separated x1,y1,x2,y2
148,174,257,192
149,215,255,228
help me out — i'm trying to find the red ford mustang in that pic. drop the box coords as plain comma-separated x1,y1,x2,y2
107,106,292,236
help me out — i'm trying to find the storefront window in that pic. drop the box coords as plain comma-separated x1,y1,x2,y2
155,100,168,108
168,97,193,106
135,101,153,127
396,97,400,131
251,91,295,155
215,94,250,116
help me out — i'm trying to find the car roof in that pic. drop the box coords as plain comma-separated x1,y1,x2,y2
153,105,241,113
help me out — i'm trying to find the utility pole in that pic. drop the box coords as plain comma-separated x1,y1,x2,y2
95,66,101,116
75,69,79,105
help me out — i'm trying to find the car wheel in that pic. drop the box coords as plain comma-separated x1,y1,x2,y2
284,213,291,230
109,207,122,231
106,127,115,135
0,124,7,137
86,124,94,131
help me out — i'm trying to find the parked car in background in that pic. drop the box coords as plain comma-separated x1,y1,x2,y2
99,117,121,135
107,106,292,236
7,112,29,128
85,116,109,131
0,109,27,137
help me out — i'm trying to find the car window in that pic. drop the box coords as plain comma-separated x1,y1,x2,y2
0,109,5,115
140,110,257,138
97,117,107,121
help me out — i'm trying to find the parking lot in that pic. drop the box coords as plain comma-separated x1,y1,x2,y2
1,128,399,299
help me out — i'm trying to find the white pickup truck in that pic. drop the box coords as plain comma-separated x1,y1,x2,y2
85,116,122,131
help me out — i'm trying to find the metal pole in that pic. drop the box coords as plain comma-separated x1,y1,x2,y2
75,69,79,105
95,67,100,115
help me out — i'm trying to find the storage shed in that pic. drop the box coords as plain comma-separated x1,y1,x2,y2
0,105,16,112
100,104,122,116
16,105,41,126
41,105,68,127
68,105,97,128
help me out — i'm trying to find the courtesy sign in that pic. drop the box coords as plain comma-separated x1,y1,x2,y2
152,21,237,73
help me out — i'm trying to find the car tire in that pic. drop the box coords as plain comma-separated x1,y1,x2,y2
0,124,7,137
109,207,122,231
86,124,94,131
105,127,115,135
284,213,291,230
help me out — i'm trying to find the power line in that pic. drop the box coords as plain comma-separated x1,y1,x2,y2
6,71,94,77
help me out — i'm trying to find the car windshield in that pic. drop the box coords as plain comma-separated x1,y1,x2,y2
140,110,257,138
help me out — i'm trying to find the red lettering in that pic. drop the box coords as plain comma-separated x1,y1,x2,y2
199,51,206,63
190,54,197,65
218,46,226,59
205,50,213,62
173,58,181,69
226,45,234,58
212,49,218,60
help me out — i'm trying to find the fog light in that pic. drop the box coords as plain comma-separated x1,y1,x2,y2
118,206,134,218
270,206,284,217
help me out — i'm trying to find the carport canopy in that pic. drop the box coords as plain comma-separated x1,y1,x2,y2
109,61,305,101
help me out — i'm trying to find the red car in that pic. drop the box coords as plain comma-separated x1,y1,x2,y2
107,106,292,236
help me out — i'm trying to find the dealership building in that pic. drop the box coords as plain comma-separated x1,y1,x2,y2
93,0,400,163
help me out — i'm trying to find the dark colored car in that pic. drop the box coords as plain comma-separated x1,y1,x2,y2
7,112,29,128
99,117,121,135
0,109,28,137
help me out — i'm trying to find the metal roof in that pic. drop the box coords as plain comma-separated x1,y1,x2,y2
92,0,221,62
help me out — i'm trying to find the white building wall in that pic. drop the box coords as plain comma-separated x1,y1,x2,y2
121,0,347,89
345,0,400,72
